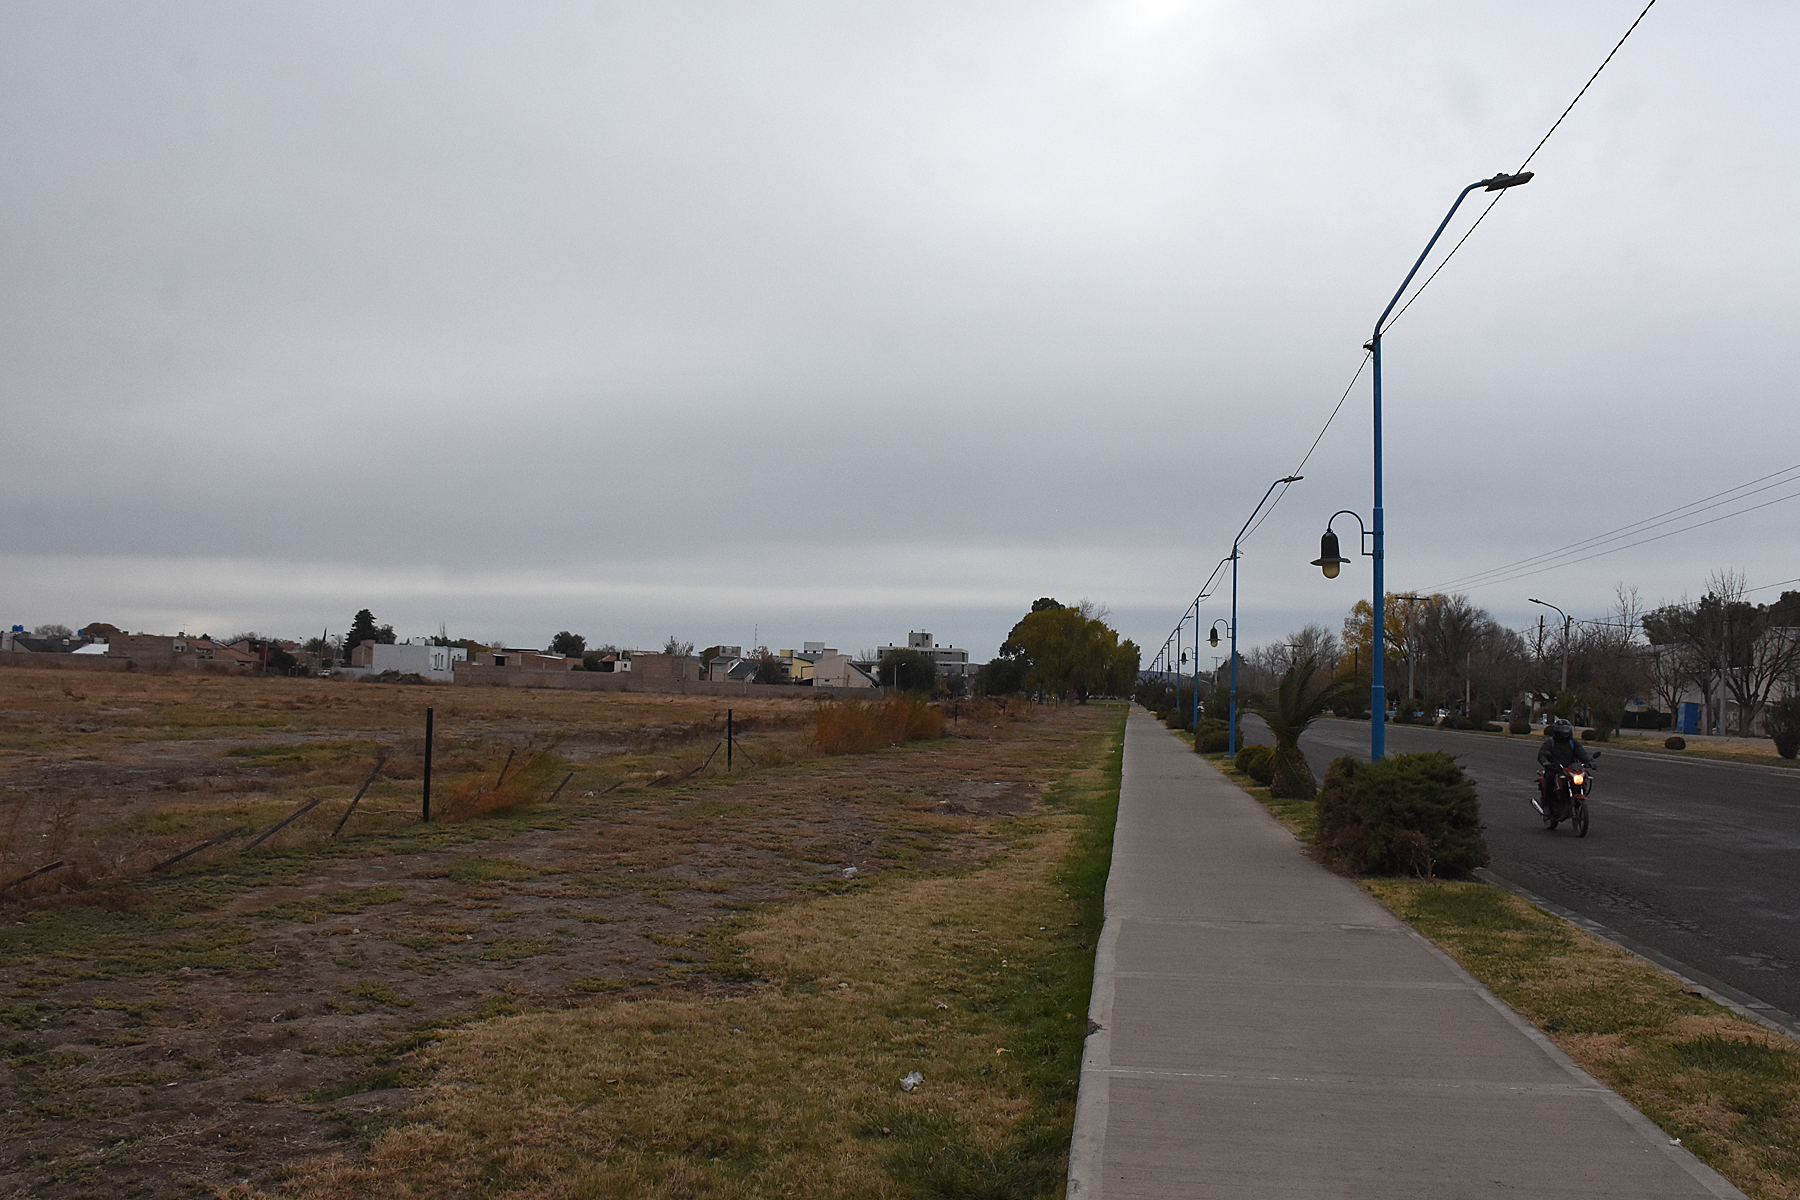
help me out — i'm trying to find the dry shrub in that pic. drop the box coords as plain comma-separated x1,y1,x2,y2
956,696,1009,722
814,697,946,754
435,748,565,822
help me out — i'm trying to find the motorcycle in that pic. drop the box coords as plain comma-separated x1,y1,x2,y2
1532,757,1596,837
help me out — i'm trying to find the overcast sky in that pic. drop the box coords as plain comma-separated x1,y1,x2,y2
3,1,1794,661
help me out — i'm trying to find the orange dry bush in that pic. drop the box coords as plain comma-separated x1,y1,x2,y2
435,749,565,822
813,697,946,754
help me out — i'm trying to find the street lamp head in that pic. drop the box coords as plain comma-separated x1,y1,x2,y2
1482,171,1534,191
1312,530,1351,579
1208,626,1219,648
1281,475,1304,484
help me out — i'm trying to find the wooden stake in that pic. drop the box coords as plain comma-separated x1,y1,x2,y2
151,827,249,872
0,860,65,896
332,753,391,837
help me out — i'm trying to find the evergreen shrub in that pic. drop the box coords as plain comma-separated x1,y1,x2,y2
1233,744,1275,785
1315,752,1488,878
1195,719,1231,754
1765,697,1800,760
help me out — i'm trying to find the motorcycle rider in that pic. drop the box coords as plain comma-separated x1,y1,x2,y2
1537,718,1594,811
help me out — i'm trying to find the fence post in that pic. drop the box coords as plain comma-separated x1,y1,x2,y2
422,707,434,822
727,708,733,772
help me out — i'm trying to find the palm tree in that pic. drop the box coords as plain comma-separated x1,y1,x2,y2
1246,655,1370,799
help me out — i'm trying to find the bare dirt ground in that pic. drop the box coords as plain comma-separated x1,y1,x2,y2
0,669,1093,1199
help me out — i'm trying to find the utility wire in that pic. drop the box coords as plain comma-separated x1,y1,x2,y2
1388,0,1660,333
1240,0,1661,553
1161,0,1661,639
1242,353,1372,544
1427,463,1800,593
1748,575,1800,597
1489,488,1800,586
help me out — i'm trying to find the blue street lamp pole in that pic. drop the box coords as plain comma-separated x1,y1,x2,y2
1322,170,1533,761
1192,599,1202,732
1226,475,1303,756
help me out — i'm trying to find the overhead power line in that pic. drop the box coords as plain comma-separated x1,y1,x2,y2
1386,0,1660,333
1157,1,1661,639
1423,463,1800,594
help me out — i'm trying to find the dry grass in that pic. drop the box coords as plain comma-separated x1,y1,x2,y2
283,708,1124,1200
0,666,1116,1198
0,670,823,903
814,697,948,755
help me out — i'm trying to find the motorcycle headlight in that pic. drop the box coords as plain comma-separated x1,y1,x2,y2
1569,772,1584,785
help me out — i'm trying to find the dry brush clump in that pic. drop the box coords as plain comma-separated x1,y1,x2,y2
813,696,946,754
433,745,567,822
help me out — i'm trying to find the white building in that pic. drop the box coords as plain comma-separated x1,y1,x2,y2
341,640,467,683
812,651,878,688
875,631,975,679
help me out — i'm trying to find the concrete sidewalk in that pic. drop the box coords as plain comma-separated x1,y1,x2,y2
1067,708,1744,1199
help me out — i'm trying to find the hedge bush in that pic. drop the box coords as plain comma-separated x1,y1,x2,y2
1315,752,1488,879
1234,744,1276,785
1664,735,1687,751
1195,719,1232,754
1766,697,1800,760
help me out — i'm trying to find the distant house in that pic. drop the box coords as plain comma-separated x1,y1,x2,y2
812,651,877,689
4,627,105,654
708,656,757,683
626,652,703,683
105,633,254,672
480,647,573,672
340,640,468,683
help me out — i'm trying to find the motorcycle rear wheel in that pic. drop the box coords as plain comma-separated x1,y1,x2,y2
1571,797,1589,838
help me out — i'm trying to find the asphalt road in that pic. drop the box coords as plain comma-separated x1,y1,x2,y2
1240,716,1800,1030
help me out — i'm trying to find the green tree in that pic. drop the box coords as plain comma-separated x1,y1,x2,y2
976,642,1031,695
751,646,785,685
1004,601,1138,703
549,631,587,657
879,648,938,693
345,609,396,649
1246,656,1370,799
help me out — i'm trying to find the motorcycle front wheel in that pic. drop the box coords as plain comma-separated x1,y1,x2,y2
1571,797,1589,838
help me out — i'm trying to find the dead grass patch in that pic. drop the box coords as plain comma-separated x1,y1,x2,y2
814,696,947,755
282,705,1123,1200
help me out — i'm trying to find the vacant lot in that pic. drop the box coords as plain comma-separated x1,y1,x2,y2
0,670,1117,1198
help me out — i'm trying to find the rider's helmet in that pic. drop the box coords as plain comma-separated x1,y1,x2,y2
1551,718,1574,741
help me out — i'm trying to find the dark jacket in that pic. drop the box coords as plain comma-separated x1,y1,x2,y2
1538,734,1594,771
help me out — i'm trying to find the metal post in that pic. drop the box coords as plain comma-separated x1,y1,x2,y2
1362,172,1531,756
1229,549,1239,757
1192,602,1202,732
1371,330,1387,760
1228,474,1302,757
422,707,434,822
1561,616,1571,694
727,708,733,772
